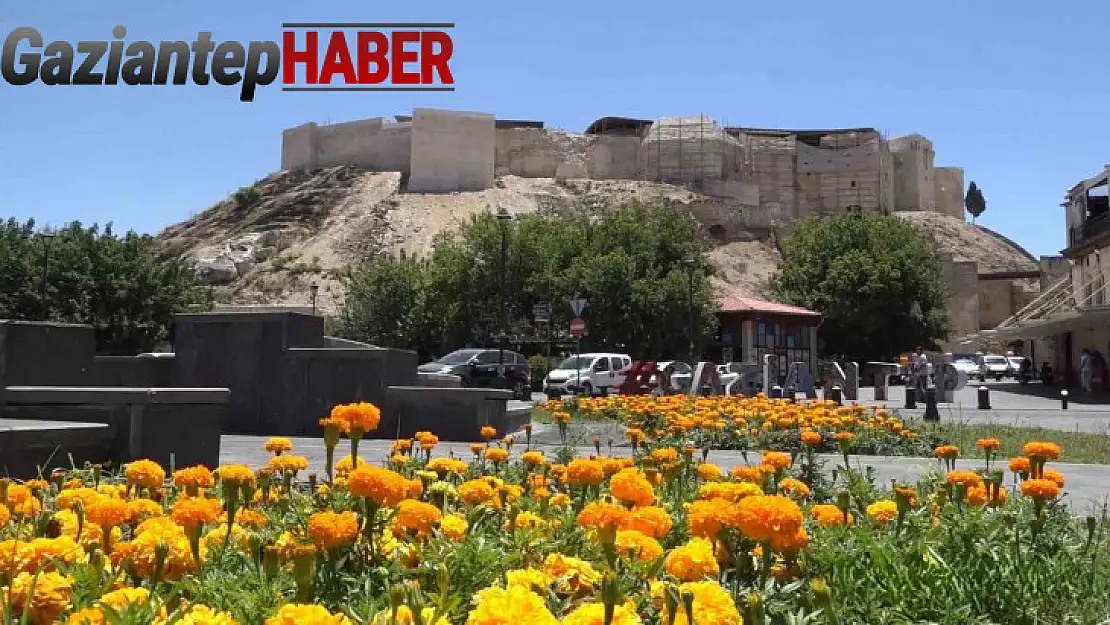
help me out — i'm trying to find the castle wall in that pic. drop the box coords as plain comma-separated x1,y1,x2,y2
795,139,886,216
281,123,318,171
942,255,980,337
746,135,796,224
934,167,965,220
408,108,495,193
586,135,642,180
314,118,412,173
890,135,936,212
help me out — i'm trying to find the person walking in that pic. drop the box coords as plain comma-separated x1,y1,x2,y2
1080,348,1094,394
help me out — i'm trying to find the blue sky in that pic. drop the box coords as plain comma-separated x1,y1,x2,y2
0,0,1103,257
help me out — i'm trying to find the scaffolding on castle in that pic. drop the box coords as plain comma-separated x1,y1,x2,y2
642,115,750,188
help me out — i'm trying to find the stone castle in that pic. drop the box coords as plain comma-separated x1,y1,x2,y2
281,108,967,227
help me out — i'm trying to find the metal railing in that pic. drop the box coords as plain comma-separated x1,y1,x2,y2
1069,212,1110,248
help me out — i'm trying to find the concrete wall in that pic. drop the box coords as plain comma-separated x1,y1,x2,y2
281,118,413,173
934,167,965,219
942,256,980,337
1071,243,1110,307
979,280,1015,329
0,321,96,386
1039,255,1071,288
409,108,496,192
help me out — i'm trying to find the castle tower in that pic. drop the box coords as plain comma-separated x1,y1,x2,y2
889,134,936,212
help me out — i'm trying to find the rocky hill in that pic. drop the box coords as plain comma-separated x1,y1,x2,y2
158,166,1037,312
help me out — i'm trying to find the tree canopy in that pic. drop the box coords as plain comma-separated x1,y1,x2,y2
965,181,986,223
770,214,950,362
0,218,206,353
339,201,720,361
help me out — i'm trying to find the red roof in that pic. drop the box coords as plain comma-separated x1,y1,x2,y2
716,295,821,317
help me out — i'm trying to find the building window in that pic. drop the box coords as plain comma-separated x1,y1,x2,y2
754,321,813,369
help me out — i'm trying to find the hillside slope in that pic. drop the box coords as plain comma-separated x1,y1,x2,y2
158,167,1036,312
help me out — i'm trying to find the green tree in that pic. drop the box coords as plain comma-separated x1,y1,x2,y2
965,181,986,223
340,252,435,354
0,218,206,353
339,201,720,360
770,215,950,362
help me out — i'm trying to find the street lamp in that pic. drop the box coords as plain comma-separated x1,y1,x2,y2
496,207,513,382
682,258,697,364
309,282,319,316
39,231,56,320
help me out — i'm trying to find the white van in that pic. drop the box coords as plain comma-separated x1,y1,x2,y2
544,353,632,397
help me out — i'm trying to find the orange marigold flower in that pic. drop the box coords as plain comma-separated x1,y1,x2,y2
235,508,268,529
609,468,655,507
800,429,822,447
347,466,408,507
170,496,223,531
521,451,546,467
729,465,766,483
810,503,852,527
760,451,792,471
622,505,673,539
729,494,805,543
125,459,166,490
686,499,727,539
1021,478,1060,501
779,478,811,499
392,500,442,538
933,445,960,459
484,447,509,463
308,510,359,549
1022,441,1061,460
2,571,72,625
614,529,664,562
567,459,606,487
1008,457,1031,474
1042,469,1065,488
86,497,129,529
269,455,309,474
576,501,631,532
458,479,495,506
265,604,353,625
664,537,719,581
945,470,984,490
695,463,722,481
216,464,256,486
330,402,382,434
975,438,1001,451
834,431,854,443
173,466,216,492
479,425,498,440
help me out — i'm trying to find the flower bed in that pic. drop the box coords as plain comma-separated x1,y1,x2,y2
542,395,940,457
1,402,1108,624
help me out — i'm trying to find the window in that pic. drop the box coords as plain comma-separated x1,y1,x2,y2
476,352,501,365
609,357,623,370
594,358,610,372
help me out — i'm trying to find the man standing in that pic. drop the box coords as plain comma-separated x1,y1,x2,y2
1080,348,1093,394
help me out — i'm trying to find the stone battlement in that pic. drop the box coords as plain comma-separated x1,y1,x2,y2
281,108,966,221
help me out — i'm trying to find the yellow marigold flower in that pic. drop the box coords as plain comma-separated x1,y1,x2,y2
866,500,898,527
550,493,572,507
614,529,664,562
761,451,792,471
391,500,442,538
779,478,811,499
86,497,129,528
308,510,359,550
563,601,642,625
171,497,223,531
161,604,240,625
265,604,353,625
1021,478,1060,501
696,463,722,481
810,503,852,527
119,523,197,580
699,481,763,502
542,554,600,594
505,568,553,592
426,457,468,475
440,514,468,541
1008,457,1031,474
521,451,546,467
348,466,408,507
1022,441,1061,460
465,584,557,625
173,466,216,492
269,455,309,474
264,437,293,454
664,537,720,581
55,487,102,511
2,571,73,625
0,503,9,528
975,438,1001,451
458,479,495,506
800,429,822,446
335,456,367,475
125,459,166,490
945,470,984,492
216,464,255,486
622,505,672,539
99,587,150,610
484,447,509,463
509,511,547,531
609,468,655,507
67,608,107,625
650,447,679,464
665,580,742,625
371,606,448,625
330,401,382,434
577,501,631,532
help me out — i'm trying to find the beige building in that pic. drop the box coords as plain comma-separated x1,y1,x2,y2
963,165,1110,390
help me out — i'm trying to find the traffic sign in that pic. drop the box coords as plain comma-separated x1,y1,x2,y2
569,317,586,339
570,298,587,317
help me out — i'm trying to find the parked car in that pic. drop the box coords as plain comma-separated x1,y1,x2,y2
417,348,531,400
1006,356,1025,376
543,353,632,397
981,355,1011,381
951,355,983,379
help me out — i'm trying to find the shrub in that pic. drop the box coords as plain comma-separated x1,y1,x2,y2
529,354,552,383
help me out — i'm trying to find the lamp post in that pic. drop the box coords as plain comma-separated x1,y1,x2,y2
682,258,697,364
496,207,513,383
309,282,319,316
39,231,56,320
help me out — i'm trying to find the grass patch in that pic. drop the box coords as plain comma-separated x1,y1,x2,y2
920,420,1110,464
